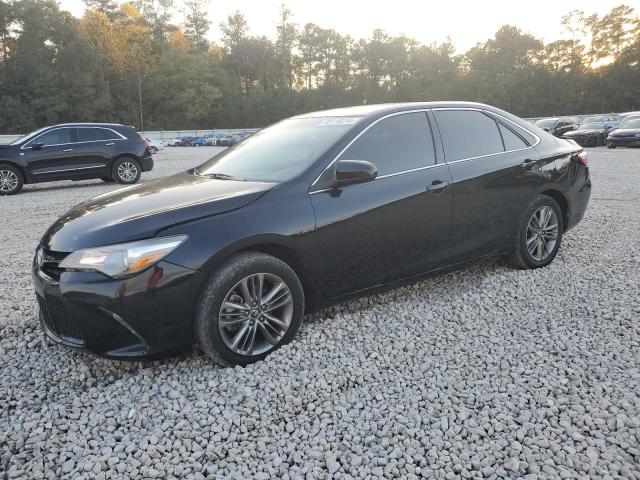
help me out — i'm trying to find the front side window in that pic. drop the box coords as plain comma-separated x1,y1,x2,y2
196,117,360,182
434,110,504,162
338,112,435,176
30,128,75,147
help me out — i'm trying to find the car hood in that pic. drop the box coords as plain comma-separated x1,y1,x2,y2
565,129,604,136
42,172,276,252
609,128,640,137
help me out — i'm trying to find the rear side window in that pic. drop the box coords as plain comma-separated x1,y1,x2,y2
434,110,504,162
338,112,435,176
498,123,528,150
78,128,120,142
31,128,75,147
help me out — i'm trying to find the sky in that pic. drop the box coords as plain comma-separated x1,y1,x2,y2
60,0,640,53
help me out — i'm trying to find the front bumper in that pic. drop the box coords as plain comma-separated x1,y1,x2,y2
607,137,640,147
565,135,602,147
32,256,206,360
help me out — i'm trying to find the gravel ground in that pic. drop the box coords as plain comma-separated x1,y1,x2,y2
1,146,639,479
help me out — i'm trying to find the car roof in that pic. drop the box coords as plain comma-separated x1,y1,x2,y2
50,122,127,127
292,101,515,120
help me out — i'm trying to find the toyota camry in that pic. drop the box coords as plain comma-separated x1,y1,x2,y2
33,102,591,365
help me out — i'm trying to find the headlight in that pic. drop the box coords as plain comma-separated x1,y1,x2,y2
59,235,187,278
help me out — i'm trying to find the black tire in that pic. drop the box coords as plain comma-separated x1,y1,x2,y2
195,252,305,366
100,176,115,182
0,164,24,195
112,157,141,185
510,195,564,270
149,146,158,154
607,143,616,149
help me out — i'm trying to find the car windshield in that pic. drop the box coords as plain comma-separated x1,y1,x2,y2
620,118,640,128
535,119,557,128
9,127,48,145
195,116,361,182
579,123,604,130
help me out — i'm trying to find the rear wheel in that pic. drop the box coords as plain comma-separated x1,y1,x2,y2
607,143,616,149
195,252,305,366
0,164,24,195
510,195,564,269
112,157,141,185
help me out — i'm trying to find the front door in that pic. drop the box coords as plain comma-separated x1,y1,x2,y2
310,111,453,298
23,127,80,180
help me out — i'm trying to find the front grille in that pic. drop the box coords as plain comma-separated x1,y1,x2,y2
37,294,84,344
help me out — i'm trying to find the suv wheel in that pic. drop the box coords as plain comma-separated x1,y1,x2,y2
195,252,305,366
113,158,141,184
510,195,564,269
0,164,24,195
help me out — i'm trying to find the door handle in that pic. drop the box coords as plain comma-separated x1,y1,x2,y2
105,142,115,146
521,159,536,169
426,180,450,193
62,148,73,152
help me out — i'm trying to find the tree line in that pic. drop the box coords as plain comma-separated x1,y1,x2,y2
0,0,639,133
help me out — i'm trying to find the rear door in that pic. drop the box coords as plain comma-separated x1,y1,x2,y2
310,111,453,298
73,127,122,178
432,108,541,262
23,127,80,180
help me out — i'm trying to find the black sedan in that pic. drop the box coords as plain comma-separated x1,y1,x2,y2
562,121,613,147
534,117,576,137
606,117,640,148
33,102,591,365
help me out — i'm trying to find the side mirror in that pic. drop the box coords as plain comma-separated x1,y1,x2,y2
333,160,378,187
30,141,44,150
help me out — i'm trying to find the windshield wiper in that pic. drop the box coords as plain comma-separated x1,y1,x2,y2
202,172,248,181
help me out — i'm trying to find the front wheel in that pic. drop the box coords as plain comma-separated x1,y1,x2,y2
607,143,616,149
510,195,564,269
195,252,305,366
0,164,24,195
149,146,158,154
112,158,141,185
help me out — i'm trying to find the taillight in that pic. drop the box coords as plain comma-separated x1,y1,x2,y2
577,151,588,166
138,136,150,149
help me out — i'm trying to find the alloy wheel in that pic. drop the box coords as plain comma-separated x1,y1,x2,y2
218,273,293,356
117,161,138,182
526,206,558,262
0,169,19,193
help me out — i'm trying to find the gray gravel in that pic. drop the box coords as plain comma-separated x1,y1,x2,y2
1,146,640,479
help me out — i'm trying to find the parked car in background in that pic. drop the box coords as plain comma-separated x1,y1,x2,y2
167,137,184,146
204,132,227,146
145,137,163,154
606,116,640,148
216,134,237,147
32,102,590,365
617,111,640,119
534,117,577,137
0,123,153,195
562,121,614,146
183,136,205,147
580,115,618,130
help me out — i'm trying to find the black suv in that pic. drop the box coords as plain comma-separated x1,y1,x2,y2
0,123,153,195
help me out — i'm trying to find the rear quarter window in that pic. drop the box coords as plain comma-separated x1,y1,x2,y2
434,110,504,162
